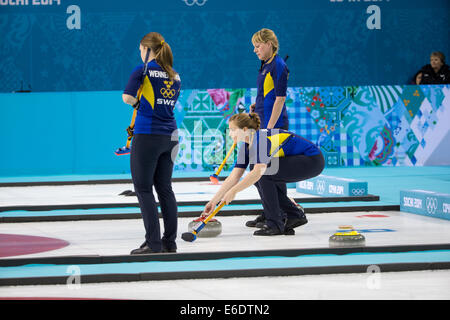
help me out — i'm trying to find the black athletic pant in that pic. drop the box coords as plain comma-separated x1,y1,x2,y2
255,153,325,232
254,123,290,222
131,134,179,252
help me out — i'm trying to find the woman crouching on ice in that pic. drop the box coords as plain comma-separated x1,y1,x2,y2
202,113,325,236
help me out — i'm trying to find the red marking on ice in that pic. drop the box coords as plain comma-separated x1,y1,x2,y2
0,234,69,258
356,214,389,218
200,182,221,185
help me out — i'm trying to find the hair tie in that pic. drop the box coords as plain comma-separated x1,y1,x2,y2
160,40,165,46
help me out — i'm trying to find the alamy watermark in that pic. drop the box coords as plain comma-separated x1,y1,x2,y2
66,265,81,290
170,124,281,175
366,264,381,289
330,0,383,30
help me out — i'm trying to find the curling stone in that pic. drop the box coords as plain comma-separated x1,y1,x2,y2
188,217,222,238
329,225,365,248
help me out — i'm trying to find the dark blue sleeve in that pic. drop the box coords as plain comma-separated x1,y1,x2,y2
123,65,144,96
233,142,249,169
274,59,288,97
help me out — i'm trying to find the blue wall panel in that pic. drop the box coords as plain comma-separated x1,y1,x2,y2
0,91,131,176
0,0,448,92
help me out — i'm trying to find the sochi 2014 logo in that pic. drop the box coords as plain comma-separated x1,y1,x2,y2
426,197,438,214
182,0,208,6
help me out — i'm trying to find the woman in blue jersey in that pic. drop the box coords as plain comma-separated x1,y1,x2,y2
250,28,289,130
248,28,291,228
122,32,181,254
203,113,324,236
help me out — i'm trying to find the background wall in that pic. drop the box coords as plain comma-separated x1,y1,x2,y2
1,0,449,177
0,0,449,93
1,84,448,177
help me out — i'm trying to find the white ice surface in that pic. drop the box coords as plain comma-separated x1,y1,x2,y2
1,211,449,258
0,182,316,207
1,182,449,300
0,270,449,300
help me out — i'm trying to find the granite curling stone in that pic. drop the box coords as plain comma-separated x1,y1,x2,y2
188,217,222,238
329,225,365,248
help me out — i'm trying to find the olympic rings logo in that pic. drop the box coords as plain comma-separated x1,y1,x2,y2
316,180,325,195
160,88,176,98
182,0,208,6
426,197,438,214
351,188,366,196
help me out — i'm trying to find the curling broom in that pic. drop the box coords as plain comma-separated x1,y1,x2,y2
115,48,150,156
114,94,141,156
209,142,236,184
181,202,226,242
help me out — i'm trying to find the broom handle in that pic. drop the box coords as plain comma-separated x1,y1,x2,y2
214,142,237,176
203,202,226,224
125,86,143,148
124,49,150,148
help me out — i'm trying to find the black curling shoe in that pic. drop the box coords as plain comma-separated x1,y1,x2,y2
285,215,308,230
130,244,160,255
255,221,266,228
246,215,266,227
253,225,283,236
284,228,295,235
162,246,177,253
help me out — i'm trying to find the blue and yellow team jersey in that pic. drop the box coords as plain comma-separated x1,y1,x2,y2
123,59,181,136
234,129,320,169
255,54,289,129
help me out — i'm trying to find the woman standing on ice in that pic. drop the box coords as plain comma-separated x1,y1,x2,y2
203,113,324,236
246,28,292,229
250,28,289,130
122,32,181,254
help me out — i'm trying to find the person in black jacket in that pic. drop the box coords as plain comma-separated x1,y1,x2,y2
415,51,450,84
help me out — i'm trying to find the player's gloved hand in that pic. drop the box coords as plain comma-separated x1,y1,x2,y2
132,100,140,110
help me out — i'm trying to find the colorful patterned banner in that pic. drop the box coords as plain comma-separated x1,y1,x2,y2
173,85,450,171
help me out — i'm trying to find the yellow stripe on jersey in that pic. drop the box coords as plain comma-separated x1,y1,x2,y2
263,72,274,97
139,75,155,109
267,133,291,158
